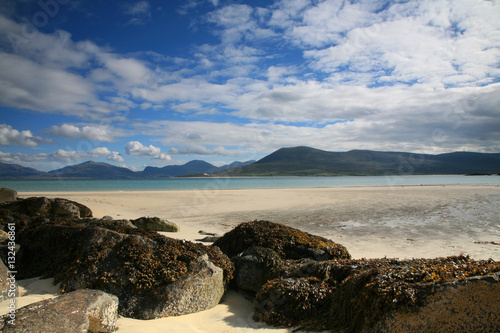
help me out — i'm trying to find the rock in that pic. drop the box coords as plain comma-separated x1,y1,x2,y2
101,215,113,221
51,198,81,218
0,289,118,333
213,220,351,260
155,254,225,317
0,197,93,230
253,255,500,332
373,273,500,332
234,246,283,294
0,259,17,303
16,223,233,319
0,188,16,204
196,235,221,243
131,216,179,232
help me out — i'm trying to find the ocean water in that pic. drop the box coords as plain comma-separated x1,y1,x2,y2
1,175,499,192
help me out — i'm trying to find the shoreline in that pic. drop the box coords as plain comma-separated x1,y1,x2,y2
18,185,500,260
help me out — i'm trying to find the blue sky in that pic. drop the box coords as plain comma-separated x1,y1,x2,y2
0,0,499,171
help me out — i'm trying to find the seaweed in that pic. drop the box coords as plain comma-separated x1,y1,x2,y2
254,255,500,332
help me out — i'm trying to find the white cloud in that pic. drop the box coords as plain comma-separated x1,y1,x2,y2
0,124,50,146
169,144,242,157
124,1,151,25
0,147,124,165
49,124,116,142
125,141,164,157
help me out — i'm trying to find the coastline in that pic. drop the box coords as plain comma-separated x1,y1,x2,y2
18,185,500,260
5,185,500,332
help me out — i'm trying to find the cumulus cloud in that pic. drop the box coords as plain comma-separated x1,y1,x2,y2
125,141,171,160
0,124,52,146
0,147,123,165
49,124,116,142
0,14,149,119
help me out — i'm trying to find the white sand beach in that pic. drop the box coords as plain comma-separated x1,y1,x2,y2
3,185,500,332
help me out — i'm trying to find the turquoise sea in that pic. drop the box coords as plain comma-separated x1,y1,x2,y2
1,175,500,192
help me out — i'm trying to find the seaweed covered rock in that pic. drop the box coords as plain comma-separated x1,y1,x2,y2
0,289,118,333
214,220,351,261
16,223,234,319
131,216,179,232
253,255,500,332
233,246,284,294
0,197,92,231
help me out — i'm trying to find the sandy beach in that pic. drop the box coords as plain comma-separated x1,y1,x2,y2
3,185,500,332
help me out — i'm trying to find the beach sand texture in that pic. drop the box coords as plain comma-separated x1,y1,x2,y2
3,185,499,332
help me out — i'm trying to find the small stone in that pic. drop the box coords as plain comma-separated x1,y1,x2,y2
131,216,179,232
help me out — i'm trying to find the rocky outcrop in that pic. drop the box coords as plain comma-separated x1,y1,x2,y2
16,223,233,319
253,256,500,332
131,216,179,232
213,220,351,260
0,188,16,204
0,289,118,333
0,197,93,232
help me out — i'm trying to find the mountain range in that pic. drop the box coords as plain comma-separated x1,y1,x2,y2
0,159,255,179
1,146,499,179
221,147,500,176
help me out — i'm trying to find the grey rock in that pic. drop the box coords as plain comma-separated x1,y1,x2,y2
156,254,225,317
0,188,17,204
0,289,118,333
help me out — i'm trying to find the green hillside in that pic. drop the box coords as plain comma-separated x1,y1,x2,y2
220,147,500,176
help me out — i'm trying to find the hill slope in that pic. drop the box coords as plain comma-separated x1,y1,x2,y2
221,147,500,176
48,161,138,179
0,162,47,178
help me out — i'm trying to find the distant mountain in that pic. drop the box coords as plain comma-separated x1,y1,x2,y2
48,161,138,179
0,162,47,178
141,159,256,177
220,146,500,176
214,160,256,172
141,160,217,178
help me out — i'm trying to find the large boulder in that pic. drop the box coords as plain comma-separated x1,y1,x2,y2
253,255,500,332
131,216,179,232
16,223,233,319
0,289,118,333
213,220,351,261
0,197,93,231
0,188,16,204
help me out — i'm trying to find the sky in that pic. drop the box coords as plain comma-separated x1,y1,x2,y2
0,0,499,172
